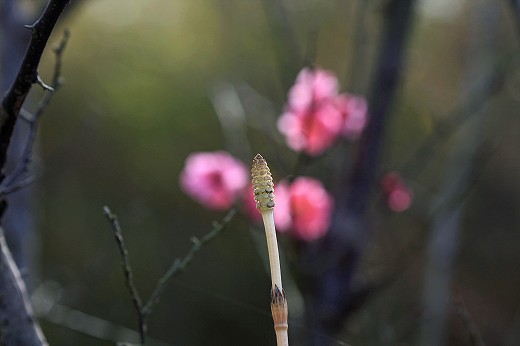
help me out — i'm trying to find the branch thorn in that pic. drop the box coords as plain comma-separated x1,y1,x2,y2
36,74,54,92
24,23,36,31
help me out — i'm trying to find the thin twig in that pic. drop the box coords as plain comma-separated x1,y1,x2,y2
104,205,236,344
0,29,70,196
0,228,48,345
102,206,146,345
31,281,170,346
142,208,236,316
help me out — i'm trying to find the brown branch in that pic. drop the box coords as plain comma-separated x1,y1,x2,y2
0,0,70,177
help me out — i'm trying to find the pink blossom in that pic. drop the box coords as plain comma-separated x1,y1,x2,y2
273,177,333,241
288,68,339,112
335,94,368,139
380,172,413,212
243,181,292,229
278,67,368,155
272,181,292,232
290,178,333,241
388,186,413,212
380,172,403,194
180,151,248,210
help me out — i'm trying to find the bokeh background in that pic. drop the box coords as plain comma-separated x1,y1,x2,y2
2,0,520,345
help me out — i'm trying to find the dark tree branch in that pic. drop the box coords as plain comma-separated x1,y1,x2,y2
0,2,70,345
297,1,418,344
344,0,417,218
0,0,70,177
0,29,70,197
0,229,47,345
142,208,236,316
103,206,146,345
103,206,236,345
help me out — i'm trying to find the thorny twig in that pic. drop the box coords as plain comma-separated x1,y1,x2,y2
0,0,70,177
102,206,146,345
142,208,236,316
0,29,70,198
0,1,70,345
103,206,236,345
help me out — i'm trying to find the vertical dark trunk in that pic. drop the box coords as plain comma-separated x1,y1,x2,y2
0,0,39,281
299,1,418,344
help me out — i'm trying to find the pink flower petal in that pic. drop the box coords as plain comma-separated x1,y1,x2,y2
273,181,292,232
180,151,248,210
335,94,368,139
388,186,413,212
288,177,333,241
279,67,367,155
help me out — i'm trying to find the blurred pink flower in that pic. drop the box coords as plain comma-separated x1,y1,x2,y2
335,94,368,139
388,186,413,212
380,172,413,212
289,177,333,241
243,181,292,229
287,68,339,112
278,67,368,155
273,181,292,232
271,177,333,241
180,151,248,210
243,184,262,223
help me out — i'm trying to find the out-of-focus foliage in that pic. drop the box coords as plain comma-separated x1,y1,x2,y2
14,0,520,345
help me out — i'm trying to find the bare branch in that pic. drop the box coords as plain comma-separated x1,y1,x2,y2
102,206,146,345
0,0,70,177
142,208,236,316
31,282,170,346
0,29,70,196
103,205,236,344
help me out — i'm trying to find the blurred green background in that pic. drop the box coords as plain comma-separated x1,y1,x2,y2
2,0,520,345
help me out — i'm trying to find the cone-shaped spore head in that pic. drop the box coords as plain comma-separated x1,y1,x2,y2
251,154,275,211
